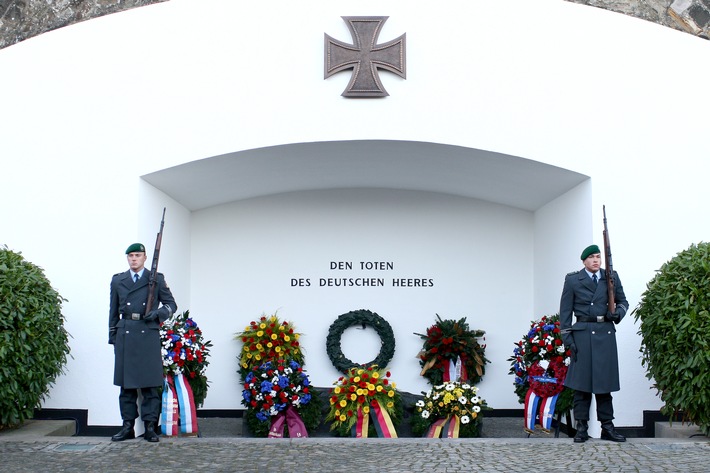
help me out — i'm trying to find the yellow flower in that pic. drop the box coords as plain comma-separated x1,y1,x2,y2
279,325,286,331
376,385,383,392
357,369,364,375
362,406,370,414
256,343,263,351
294,334,300,340
356,389,365,396
242,362,248,368
284,335,291,342
372,372,380,379
353,376,360,383
259,323,266,329
387,390,395,398
243,346,250,352
350,393,357,401
246,353,253,359
392,382,397,389
334,387,341,394
257,330,264,337
335,409,340,416
339,414,346,422
367,383,375,391
275,346,281,352
271,333,277,340
386,401,394,409
339,400,347,407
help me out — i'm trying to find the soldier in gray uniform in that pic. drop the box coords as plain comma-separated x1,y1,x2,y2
108,243,177,442
560,244,628,443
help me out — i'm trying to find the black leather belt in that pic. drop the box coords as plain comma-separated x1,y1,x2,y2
576,315,606,323
121,313,144,320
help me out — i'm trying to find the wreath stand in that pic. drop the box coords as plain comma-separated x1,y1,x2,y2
525,409,572,438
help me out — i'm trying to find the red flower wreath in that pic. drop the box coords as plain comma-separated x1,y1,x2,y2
527,357,567,398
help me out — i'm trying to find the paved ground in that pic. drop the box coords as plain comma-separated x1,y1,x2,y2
1,418,708,472
1,435,709,472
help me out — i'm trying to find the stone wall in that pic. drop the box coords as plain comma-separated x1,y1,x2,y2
0,0,708,50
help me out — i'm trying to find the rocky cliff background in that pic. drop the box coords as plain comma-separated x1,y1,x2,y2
1,1,708,50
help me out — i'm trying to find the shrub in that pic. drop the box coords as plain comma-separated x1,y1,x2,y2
634,242,710,435
0,246,71,428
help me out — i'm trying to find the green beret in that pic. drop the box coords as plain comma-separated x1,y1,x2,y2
125,243,146,254
580,244,601,260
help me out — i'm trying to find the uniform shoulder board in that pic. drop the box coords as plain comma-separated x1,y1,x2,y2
112,272,122,277
566,270,578,277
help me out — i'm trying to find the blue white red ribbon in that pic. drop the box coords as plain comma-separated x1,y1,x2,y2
524,387,560,432
524,388,541,432
538,393,559,431
174,373,198,434
161,374,198,436
160,376,179,436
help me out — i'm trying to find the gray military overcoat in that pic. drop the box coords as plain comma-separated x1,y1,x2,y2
559,268,628,394
109,270,177,389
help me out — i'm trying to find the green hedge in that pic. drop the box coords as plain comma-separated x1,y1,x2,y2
634,242,710,436
0,247,71,428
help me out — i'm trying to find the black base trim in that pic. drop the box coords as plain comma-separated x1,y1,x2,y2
33,407,671,438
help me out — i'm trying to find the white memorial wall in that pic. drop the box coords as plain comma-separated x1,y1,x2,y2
1,0,709,429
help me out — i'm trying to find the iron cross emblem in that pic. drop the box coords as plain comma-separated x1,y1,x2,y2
324,16,406,98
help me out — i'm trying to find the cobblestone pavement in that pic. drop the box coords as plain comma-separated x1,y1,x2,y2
1,436,709,473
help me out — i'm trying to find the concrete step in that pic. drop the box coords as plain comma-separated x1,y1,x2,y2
655,422,708,440
0,419,76,438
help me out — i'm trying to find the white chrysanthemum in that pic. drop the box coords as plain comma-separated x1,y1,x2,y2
445,383,455,391
284,368,293,375
460,415,470,424
473,405,481,413
432,393,440,400
421,410,430,419
416,400,425,407
458,396,467,404
461,383,471,390
564,358,571,366
557,346,565,353
261,373,268,378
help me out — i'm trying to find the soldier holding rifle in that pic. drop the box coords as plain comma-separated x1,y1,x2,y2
108,210,176,442
559,209,628,443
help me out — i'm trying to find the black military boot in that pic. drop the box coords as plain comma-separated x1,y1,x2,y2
111,420,135,441
601,421,626,442
143,421,160,442
573,420,589,443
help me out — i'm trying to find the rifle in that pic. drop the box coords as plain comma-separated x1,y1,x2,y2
145,207,166,315
602,205,616,313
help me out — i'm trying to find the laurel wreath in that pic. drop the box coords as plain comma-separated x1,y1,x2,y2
326,310,395,373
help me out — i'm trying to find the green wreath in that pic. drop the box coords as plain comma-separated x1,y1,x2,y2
326,310,395,373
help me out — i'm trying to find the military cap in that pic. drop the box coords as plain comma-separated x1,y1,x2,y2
580,244,601,260
125,243,146,254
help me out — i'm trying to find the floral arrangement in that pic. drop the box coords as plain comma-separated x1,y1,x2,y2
326,365,402,437
236,313,303,381
160,310,212,407
415,314,488,386
241,359,312,418
411,381,486,438
508,314,573,414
